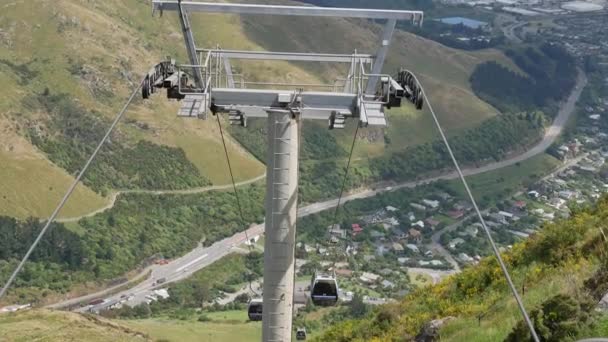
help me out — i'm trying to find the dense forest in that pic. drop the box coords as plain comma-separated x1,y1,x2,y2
471,44,577,114
0,185,264,302
317,196,608,341
25,92,209,193
373,113,544,181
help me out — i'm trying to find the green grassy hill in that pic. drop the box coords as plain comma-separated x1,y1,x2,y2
0,0,517,219
318,197,608,341
0,309,149,342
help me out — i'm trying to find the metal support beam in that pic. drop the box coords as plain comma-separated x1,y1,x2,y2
263,110,299,342
222,55,236,88
176,1,204,91
199,49,374,63
365,19,396,94
153,1,424,21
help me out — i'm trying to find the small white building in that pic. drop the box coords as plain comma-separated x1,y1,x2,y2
386,206,399,212
412,220,425,229
406,244,420,253
423,199,440,209
449,238,465,249
360,272,381,284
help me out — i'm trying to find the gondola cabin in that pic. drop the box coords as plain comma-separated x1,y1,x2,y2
296,327,307,340
247,298,263,321
310,271,339,306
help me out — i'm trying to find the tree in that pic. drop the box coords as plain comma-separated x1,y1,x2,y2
349,291,369,318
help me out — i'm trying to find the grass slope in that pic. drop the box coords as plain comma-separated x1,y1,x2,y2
125,314,261,342
0,309,149,342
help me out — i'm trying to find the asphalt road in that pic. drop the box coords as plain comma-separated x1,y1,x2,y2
52,69,586,312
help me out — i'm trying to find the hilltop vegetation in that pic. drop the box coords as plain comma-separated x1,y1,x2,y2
471,44,577,114
318,197,608,341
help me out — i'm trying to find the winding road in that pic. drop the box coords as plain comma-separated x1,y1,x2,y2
49,69,587,311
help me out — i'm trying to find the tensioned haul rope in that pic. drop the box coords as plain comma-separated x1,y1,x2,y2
0,78,145,300
407,70,540,342
214,113,259,296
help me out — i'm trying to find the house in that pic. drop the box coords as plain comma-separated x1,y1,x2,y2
363,254,375,262
454,201,473,212
381,280,396,289
485,221,502,228
430,260,443,266
376,244,389,256
461,225,479,238
513,200,527,209
449,238,465,249
458,253,474,263
370,230,385,239
528,190,540,198
393,228,407,239
392,242,405,254
406,244,420,253
424,250,434,257
408,212,416,221
335,269,353,277
318,247,328,255
397,257,410,264
410,203,426,211
549,197,567,209
498,211,514,220
408,229,422,243
447,210,465,219
412,220,425,229
360,272,381,284
352,223,364,236
386,206,399,212
419,260,431,266
379,268,394,276
532,208,545,215
304,244,315,253
489,213,507,224
334,262,349,269
425,218,440,228
154,289,170,300
558,190,576,200
328,224,347,239
437,192,452,201
423,199,440,209
384,217,400,227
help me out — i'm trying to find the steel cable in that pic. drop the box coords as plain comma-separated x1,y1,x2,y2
0,78,145,300
214,114,259,297
406,70,540,342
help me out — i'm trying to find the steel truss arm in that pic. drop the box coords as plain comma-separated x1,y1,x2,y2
198,49,374,63
153,1,423,21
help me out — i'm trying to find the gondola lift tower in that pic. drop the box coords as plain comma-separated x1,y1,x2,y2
145,1,424,341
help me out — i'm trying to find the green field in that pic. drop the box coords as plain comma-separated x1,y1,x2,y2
0,151,108,219
446,153,561,203
125,315,261,342
0,310,144,342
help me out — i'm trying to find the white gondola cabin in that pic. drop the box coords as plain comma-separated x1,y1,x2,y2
310,271,339,306
247,298,263,321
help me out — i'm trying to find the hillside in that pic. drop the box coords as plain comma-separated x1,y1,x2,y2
318,197,608,341
0,309,149,342
0,0,517,219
